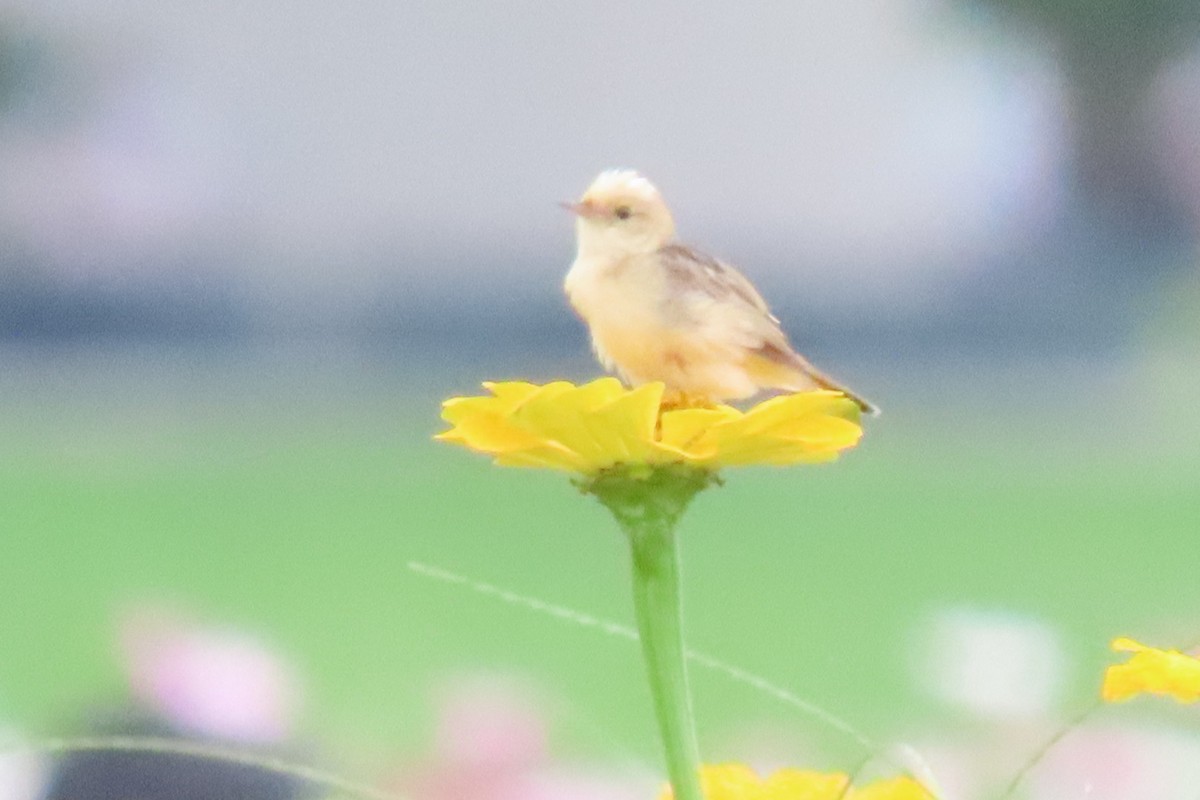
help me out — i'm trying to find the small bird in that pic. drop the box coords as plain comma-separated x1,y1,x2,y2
562,169,878,414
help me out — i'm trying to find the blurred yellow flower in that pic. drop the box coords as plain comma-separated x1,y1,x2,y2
850,776,935,800
437,378,862,473
656,764,933,800
1101,637,1200,704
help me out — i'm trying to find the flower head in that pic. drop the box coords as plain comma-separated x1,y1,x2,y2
655,764,932,800
1101,637,1200,704
437,379,862,474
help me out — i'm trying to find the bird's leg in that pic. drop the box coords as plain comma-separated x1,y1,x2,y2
659,390,717,412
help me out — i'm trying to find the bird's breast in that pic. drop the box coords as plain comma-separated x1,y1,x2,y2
564,254,671,372
565,254,664,328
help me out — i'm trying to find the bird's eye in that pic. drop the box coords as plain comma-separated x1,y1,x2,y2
614,205,632,220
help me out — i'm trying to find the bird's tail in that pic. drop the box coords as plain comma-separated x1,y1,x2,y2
747,345,880,417
799,366,880,417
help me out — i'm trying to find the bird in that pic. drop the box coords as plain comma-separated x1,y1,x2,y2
562,169,878,415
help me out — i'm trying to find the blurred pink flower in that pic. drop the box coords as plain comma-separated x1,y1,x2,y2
119,609,302,744
431,674,547,773
0,729,48,800
399,674,650,800
1029,724,1200,800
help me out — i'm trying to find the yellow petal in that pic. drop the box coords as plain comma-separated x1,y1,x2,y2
848,776,935,800
481,380,543,404
584,382,664,465
1101,638,1200,704
702,763,765,800
440,395,509,426
507,387,611,463
658,406,740,458
1101,663,1141,702
493,444,588,471
441,381,545,425
505,380,661,469
726,391,860,433
656,765,927,800
437,380,864,474
692,392,862,466
656,764,761,800
703,417,861,466
436,412,543,453
762,769,849,800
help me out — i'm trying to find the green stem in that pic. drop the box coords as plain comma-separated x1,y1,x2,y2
627,513,703,800
581,464,717,800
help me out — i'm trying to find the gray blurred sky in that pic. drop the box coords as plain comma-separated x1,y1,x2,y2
1,1,1074,316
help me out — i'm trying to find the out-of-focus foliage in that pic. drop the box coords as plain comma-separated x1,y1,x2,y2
0,20,23,113
977,0,1200,56
0,18,58,119
969,0,1200,223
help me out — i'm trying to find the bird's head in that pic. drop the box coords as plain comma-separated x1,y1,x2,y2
563,170,676,257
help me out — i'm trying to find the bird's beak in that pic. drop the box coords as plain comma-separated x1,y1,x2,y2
560,200,602,218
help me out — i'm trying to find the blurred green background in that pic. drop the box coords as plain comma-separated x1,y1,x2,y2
3,339,1198,768
3,0,1200,790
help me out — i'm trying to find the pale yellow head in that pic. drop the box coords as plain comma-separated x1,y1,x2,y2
564,170,676,258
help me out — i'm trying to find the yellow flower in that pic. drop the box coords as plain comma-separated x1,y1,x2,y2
849,776,935,800
1101,637,1200,704
437,378,862,473
656,764,933,800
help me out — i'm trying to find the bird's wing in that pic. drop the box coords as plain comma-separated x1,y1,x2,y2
656,244,878,413
658,243,776,318
657,243,789,351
